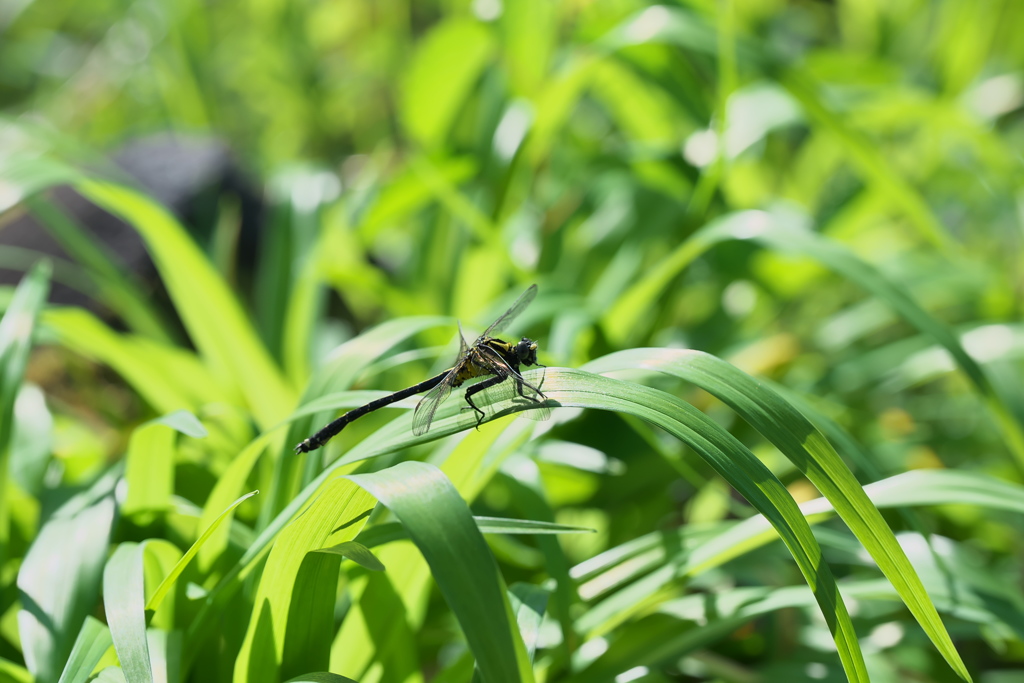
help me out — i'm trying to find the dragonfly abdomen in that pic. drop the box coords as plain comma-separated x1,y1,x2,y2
294,369,451,453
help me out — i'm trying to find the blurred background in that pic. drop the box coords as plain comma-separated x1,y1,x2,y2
2,0,1024,681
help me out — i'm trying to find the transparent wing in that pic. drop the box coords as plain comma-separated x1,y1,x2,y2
412,367,459,436
472,346,550,422
456,321,471,357
411,326,475,436
483,373,551,421
478,284,537,343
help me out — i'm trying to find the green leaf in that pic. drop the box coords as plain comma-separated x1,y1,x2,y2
502,0,556,97
57,618,112,683
283,674,357,683
400,19,495,147
9,383,54,494
41,308,223,414
408,155,498,242
124,412,205,516
0,154,82,209
314,541,385,572
508,583,550,662
532,369,866,682
74,179,295,430
598,6,718,55
0,658,33,683
584,350,970,682
603,207,1024,476
589,60,683,149
597,6,951,250
780,70,953,252
93,667,127,683
474,516,595,535
348,462,536,683
196,435,274,572
23,195,174,342
497,462,580,658
360,158,476,237
524,57,596,163
356,516,592,549
329,422,538,678
574,557,1015,683
144,630,180,683
280,551,344,681
573,466,1024,651
702,469,1024,570
246,356,859,683
570,585,821,682
0,260,50,460
331,572,420,682
145,490,259,613
19,470,118,683
152,410,207,438
866,469,1024,512
140,541,181,630
1,264,52,518
233,479,376,683
103,543,153,683
203,368,859,682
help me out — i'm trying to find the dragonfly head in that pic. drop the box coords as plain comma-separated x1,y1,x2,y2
516,337,540,366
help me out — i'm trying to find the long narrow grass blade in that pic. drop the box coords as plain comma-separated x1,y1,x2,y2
57,617,112,683
145,490,258,613
508,583,550,662
124,411,206,517
541,369,867,681
232,479,376,683
0,261,50,565
18,470,118,683
573,468,1024,643
585,349,970,681
348,462,536,683
283,674,357,683
0,261,50,448
0,659,33,683
314,541,385,572
75,180,295,429
41,308,227,413
604,208,1024,473
102,543,153,683
24,195,173,342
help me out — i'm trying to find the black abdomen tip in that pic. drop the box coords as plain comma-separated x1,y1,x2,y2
294,439,317,454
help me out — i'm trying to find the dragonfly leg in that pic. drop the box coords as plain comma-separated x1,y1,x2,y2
464,375,507,429
515,376,545,402
516,379,527,399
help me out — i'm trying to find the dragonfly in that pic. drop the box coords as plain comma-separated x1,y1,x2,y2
294,284,549,453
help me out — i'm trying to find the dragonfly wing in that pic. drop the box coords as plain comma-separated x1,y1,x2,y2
472,346,551,422
478,284,537,341
412,366,459,436
456,321,471,357
412,324,476,436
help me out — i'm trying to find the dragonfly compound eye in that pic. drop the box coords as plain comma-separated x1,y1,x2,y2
518,337,539,365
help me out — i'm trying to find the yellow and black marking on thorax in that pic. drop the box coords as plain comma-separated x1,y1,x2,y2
453,337,521,384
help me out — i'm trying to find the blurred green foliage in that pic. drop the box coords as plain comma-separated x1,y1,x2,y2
2,0,1024,681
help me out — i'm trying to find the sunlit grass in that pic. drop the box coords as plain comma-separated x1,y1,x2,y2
2,0,1024,681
